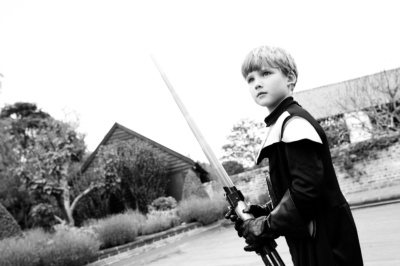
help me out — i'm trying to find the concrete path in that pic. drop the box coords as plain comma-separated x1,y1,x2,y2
93,202,400,266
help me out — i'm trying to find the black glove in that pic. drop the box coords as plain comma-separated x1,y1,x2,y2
224,202,276,252
243,202,273,218
224,201,273,222
238,216,278,252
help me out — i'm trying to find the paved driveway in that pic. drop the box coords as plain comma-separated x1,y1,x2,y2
104,202,400,266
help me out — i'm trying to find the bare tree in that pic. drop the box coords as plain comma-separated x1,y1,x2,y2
335,68,400,137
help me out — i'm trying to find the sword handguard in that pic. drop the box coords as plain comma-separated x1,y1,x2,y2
224,186,253,221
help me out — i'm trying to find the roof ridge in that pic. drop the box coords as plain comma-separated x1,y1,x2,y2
81,122,194,173
295,67,400,95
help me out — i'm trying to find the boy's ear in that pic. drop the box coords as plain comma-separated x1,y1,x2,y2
287,71,297,90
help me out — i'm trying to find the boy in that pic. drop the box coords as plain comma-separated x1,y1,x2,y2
226,46,364,266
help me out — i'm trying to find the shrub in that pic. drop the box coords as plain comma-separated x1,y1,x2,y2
178,197,228,225
140,210,180,235
149,196,177,211
95,211,144,249
0,229,45,266
39,228,100,266
96,139,169,213
29,203,58,231
181,170,209,200
0,227,100,266
0,202,22,240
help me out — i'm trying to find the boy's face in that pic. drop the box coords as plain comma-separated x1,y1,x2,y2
246,67,293,112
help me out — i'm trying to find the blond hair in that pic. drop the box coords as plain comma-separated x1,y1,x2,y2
241,46,298,86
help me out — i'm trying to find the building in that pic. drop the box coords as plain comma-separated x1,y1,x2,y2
294,67,400,143
81,122,209,201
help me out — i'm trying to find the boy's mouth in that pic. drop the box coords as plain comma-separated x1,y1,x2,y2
257,92,267,97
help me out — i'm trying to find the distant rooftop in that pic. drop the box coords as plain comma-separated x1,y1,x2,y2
293,67,400,120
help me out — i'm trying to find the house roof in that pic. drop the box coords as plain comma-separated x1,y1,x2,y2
81,122,195,174
293,67,400,121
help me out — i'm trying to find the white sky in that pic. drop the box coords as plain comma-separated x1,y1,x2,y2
0,0,399,163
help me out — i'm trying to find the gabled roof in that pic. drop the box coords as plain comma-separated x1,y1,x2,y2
81,122,195,174
294,67,400,121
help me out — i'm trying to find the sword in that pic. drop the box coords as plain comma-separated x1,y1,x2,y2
151,55,285,266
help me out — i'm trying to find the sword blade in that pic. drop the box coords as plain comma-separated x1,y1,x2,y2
151,55,234,188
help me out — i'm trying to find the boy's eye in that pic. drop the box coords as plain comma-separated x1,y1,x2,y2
247,77,254,84
262,71,271,77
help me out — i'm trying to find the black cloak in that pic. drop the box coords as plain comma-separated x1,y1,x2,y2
257,97,364,266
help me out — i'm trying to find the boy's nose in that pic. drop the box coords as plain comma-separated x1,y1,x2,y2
255,80,263,90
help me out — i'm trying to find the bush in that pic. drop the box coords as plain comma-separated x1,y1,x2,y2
95,211,144,249
0,202,22,240
178,197,228,225
0,227,100,266
149,196,177,211
140,210,180,235
0,229,44,266
181,170,209,200
39,228,100,266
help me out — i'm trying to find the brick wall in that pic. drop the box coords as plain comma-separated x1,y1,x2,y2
331,140,400,195
226,139,400,202
230,166,270,203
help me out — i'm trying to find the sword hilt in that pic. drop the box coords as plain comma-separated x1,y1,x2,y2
223,186,285,266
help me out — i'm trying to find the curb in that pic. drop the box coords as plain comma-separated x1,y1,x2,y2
349,195,400,209
84,222,202,265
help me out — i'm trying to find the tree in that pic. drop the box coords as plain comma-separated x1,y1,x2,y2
336,69,400,137
15,119,101,226
96,139,169,213
0,102,50,149
221,118,266,168
318,116,350,149
222,160,245,175
1,102,103,227
0,103,46,229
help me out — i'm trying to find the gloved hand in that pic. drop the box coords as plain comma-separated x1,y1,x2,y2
224,201,273,222
238,216,278,252
224,201,277,252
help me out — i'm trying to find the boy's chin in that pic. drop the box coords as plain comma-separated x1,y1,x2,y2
255,100,272,108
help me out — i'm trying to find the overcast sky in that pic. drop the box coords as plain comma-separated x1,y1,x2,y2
1,0,399,163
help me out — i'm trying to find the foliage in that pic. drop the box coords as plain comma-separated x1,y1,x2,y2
140,210,181,235
94,211,143,249
0,227,100,266
221,118,266,167
29,203,58,231
0,102,104,228
96,139,169,213
0,229,43,266
338,69,400,136
222,160,245,175
93,208,180,250
0,102,50,149
15,118,91,226
181,169,209,200
178,197,228,225
0,202,22,241
0,118,35,229
334,132,400,179
149,196,177,211
72,187,110,227
319,115,350,148
199,162,218,181
39,228,100,266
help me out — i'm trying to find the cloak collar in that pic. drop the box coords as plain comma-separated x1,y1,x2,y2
264,96,298,127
